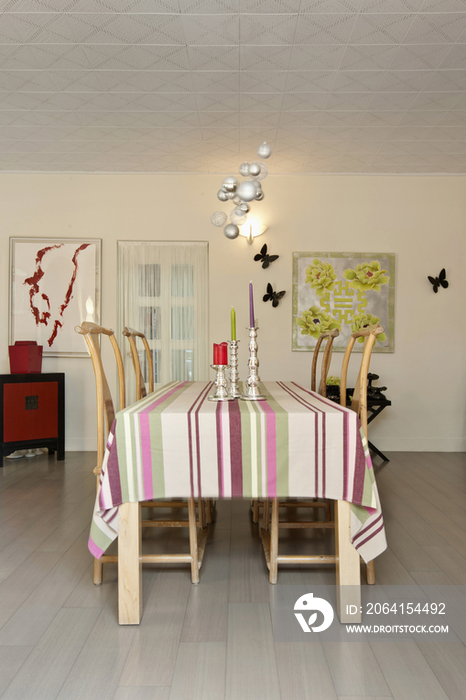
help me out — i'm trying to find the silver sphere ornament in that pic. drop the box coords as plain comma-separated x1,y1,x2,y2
257,142,272,159
248,161,261,177
237,202,250,213
226,191,236,199
236,180,258,202
224,223,239,240
233,195,241,205
250,179,262,191
255,160,268,181
211,211,228,227
217,189,229,202
255,191,264,201
231,207,247,226
239,161,250,177
222,176,237,192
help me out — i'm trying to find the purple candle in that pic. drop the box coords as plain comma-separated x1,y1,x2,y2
249,281,255,327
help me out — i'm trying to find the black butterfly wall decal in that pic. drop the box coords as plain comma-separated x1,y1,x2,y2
263,283,286,308
254,244,279,269
428,268,449,293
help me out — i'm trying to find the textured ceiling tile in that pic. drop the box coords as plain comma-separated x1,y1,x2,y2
332,70,383,91
286,70,335,91
350,125,395,140
403,13,466,43
240,71,288,91
294,14,357,44
376,70,430,91
340,44,399,69
240,45,292,70
408,92,461,110
198,111,240,126
390,43,451,70
289,44,345,70
388,125,432,140
240,13,298,44
367,92,415,110
439,43,466,70
397,110,442,126
240,110,280,126
313,125,354,140
349,13,415,44
278,111,323,126
421,0,466,11
361,0,425,10
191,71,240,92
422,70,466,91
240,0,301,12
182,14,239,44
95,45,190,70
179,0,239,11
187,45,239,70
300,0,361,12
318,110,362,126
357,110,404,126
325,92,373,109
281,92,329,109
195,93,239,110
239,93,284,110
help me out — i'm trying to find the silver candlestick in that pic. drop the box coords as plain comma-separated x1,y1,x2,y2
208,365,234,402
241,327,266,401
229,340,241,398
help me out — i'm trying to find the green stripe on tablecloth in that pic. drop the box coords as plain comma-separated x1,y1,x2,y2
261,383,290,498
115,382,191,502
238,388,262,498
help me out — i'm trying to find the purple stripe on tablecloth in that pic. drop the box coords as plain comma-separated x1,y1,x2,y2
216,402,224,497
140,381,189,414
352,428,366,504
354,522,385,550
187,382,213,495
106,421,122,507
291,382,350,414
322,411,326,497
278,382,321,414
352,513,383,543
103,507,118,526
229,400,243,497
140,412,154,499
88,536,104,559
260,401,277,497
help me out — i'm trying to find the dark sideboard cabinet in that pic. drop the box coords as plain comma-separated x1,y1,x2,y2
0,373,65,462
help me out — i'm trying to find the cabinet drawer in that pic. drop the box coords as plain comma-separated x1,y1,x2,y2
3,382,58,442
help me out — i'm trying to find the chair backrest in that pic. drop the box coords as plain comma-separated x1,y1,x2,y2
75,321,125,474
340,324,385,439
122,326,154,401
311,329,339,397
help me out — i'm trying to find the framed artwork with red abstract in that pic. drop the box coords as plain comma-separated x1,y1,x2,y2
9,238,101,357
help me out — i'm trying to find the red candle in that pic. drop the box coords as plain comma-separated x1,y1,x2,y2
213,343,220,364
219,342,228,365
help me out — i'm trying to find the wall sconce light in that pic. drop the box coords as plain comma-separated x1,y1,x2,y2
239,219,268,245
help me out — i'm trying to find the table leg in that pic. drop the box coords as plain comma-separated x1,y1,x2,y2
269,498,279,584
335,500,361,623
118,502,142,625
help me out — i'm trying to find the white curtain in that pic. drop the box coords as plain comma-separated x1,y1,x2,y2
118,241,209,402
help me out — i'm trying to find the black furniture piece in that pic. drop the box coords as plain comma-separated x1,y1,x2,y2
0,372,65,463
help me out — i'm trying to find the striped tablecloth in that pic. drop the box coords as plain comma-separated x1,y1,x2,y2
89,380,386,564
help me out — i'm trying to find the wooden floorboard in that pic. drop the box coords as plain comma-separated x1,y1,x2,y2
0,450,465,700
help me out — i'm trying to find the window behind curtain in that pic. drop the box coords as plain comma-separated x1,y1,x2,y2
118,241,209,401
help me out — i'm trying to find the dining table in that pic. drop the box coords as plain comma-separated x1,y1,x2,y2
89,380,386,625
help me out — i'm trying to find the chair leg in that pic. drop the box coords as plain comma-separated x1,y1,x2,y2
269,498,279,584
205,499,212,525
366,559,376,585
252,499,259,523
188,497,200,584
93,557,103,585
197,495,205,528
262,499,269,530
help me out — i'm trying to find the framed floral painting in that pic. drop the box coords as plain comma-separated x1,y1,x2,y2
9,238,101,357
292,252,395,353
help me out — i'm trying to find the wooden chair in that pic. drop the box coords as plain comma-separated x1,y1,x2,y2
75,321,208,585
122,326,154,401
261,324,384,585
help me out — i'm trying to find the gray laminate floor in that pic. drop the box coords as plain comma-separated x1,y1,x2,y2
0,450,465,700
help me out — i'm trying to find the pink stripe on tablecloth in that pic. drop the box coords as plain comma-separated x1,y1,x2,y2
343,411,349,501
140,412,153,499
88,536,104,559
354,522,385,550
259,401,277,497
140,381,189,414
229,400,243,497
321,411,326,497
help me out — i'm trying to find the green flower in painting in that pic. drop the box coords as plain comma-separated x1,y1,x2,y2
344,260,389,293
297,306,341,339
305,259,337,298
351,312,387,344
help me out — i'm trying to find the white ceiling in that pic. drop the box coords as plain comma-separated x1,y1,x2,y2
2,0,466,173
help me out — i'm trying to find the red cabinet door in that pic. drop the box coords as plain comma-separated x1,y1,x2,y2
3,381,58,443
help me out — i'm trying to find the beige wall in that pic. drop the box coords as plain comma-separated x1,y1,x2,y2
1,173,465,452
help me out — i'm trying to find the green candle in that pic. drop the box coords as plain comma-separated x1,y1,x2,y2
231,307,236,341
